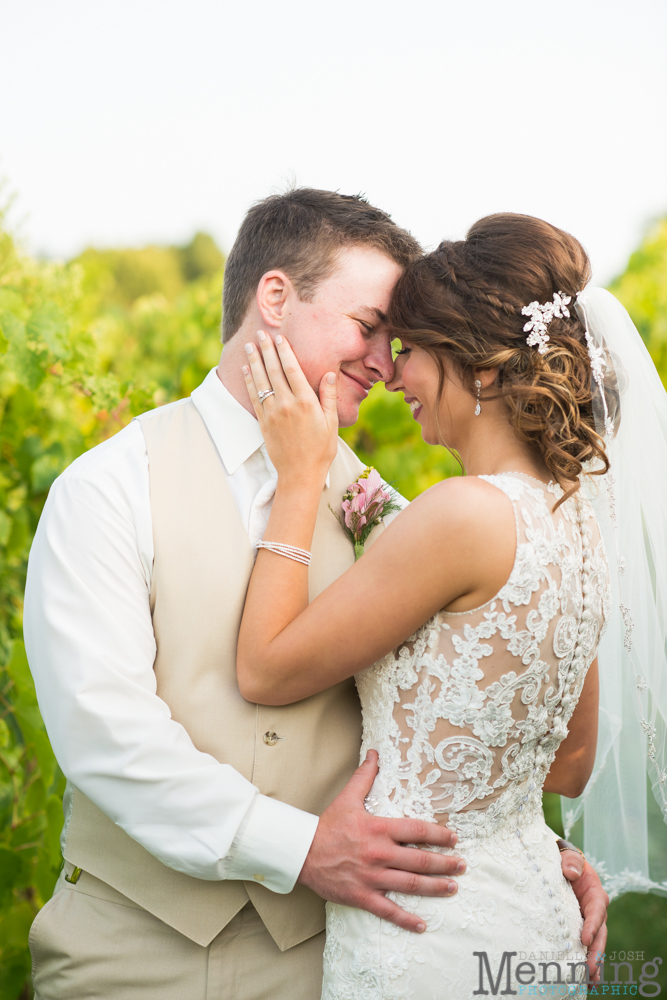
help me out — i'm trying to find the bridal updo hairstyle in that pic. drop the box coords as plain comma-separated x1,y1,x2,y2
388,213,610,503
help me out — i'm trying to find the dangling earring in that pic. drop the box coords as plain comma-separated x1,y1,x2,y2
474,380,482,416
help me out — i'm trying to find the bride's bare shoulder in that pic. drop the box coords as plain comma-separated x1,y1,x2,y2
415,474,512,516
389,475,515,549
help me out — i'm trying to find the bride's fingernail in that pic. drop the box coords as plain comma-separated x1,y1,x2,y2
242,366,249,375
257,330,266,341
276,334,283,345
327,373,336,384
245,344,254,354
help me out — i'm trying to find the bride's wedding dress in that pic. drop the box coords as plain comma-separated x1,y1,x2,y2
322,473,611,1000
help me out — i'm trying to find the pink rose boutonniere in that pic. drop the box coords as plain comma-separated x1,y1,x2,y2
330,467,401,560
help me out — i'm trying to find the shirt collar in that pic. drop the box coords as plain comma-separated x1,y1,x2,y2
191,367,331,488
191,368,264,476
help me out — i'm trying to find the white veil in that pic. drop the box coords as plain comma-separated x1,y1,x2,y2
563,287,667,898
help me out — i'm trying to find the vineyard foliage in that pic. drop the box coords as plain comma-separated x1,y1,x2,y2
610,216,667,385
1,211,666,994
0,223,223,995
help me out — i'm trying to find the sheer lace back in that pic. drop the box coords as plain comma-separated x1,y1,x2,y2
357,473,611,841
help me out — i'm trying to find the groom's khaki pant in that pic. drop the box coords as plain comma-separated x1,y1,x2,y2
30,869,325,1000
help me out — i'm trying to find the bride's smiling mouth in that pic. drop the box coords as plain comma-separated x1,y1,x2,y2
405,396,423,420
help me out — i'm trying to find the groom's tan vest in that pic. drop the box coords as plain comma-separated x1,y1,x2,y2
62,399,382,951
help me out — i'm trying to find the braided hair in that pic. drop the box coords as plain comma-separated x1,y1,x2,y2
388,213,609,504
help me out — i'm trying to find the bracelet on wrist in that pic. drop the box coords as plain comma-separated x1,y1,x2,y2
256,541,311,566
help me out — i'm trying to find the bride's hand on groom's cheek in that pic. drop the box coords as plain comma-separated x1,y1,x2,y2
297,750,465,935
243,330,339,487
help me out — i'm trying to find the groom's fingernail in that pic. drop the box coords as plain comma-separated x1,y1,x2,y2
446,881,457,894
456,860,466,874
566,864,582,878
245,344,253,354
416,922,426,933
257,330,266,341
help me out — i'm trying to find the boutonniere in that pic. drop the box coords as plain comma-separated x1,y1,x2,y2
330,467,401,560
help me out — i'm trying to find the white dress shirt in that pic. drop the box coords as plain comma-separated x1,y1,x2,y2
24,369,333,893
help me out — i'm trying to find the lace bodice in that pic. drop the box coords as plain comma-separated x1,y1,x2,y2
357,473,611,841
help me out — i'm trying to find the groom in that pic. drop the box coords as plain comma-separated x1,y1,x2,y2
24,188,607,999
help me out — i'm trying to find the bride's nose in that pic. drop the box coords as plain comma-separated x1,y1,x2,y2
386,355,407,393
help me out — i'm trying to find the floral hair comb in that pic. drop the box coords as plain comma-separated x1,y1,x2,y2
521,291,572,355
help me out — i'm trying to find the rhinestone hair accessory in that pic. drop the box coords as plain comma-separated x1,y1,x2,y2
575,291,613,438
521,291,572,355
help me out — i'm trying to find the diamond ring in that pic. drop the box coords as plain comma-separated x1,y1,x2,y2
258,389,275,403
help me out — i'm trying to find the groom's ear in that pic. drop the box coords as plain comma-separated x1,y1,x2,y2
256,270,292,329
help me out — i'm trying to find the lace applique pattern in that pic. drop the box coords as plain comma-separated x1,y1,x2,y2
322,474,610,1000
356,475,610,838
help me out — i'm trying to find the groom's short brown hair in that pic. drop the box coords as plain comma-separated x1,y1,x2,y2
221,188,421,342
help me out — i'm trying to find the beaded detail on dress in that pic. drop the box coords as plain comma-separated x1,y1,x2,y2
356,474,610,838
322,474,611,1000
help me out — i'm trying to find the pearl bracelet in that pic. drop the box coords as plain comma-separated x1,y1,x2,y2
256,541,312,566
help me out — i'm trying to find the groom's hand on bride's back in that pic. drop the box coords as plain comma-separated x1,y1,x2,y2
562,856,609,986
297,750,464,934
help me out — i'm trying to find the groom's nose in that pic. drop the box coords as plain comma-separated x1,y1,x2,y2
362,333,395,384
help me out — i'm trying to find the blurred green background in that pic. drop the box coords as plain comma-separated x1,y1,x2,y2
0,208,666,996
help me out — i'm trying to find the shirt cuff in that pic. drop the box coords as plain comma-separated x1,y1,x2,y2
226,794,319,894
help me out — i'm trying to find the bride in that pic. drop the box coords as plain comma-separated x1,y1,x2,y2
235,214,644,997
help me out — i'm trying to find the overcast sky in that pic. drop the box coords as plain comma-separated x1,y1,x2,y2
2,0,666,284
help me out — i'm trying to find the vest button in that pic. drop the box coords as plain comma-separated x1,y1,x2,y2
253,873,265,882
263,731,280,746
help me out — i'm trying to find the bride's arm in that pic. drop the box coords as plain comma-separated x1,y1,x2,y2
542,657,599,798
237,332,515,706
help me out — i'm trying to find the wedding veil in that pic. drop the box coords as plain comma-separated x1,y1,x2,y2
563,287,667,898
